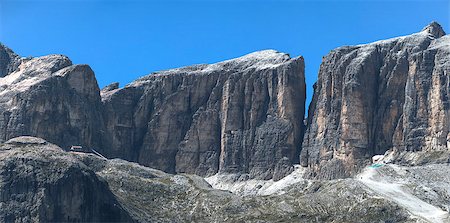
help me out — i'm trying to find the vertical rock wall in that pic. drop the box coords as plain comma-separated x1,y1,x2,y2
101,50,306,180
301,22,449,179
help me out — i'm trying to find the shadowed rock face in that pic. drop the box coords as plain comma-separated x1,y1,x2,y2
101,50,306,180
0,44,21,77
0,136,133,222
301,22,449,179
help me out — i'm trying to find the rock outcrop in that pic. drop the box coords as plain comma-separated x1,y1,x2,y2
0,44,21,77
301,22,450,179
101,50,306,180
0,45,306,180
0,51,104,151
0,136,132,222
0,136,413,223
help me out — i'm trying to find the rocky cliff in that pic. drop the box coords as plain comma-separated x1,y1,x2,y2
0,45,105,151
0,45,306,180
0,136,132,222
1,22,447,182
301,22,450,179
101,50,306,180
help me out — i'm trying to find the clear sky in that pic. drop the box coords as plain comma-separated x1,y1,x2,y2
1,0,449,108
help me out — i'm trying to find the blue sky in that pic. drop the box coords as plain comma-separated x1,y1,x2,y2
1,0,449,108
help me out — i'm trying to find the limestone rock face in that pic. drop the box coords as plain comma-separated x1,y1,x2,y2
102,50,306,180
0,54,104,150
301,22,449,179
0,44,21,77
0,45,306,180
0,136,132,222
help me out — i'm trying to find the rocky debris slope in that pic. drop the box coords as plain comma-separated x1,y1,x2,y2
205,164,308,196
0,44,306,181
0,136,132,222
204,159,450,223
301,22,450,179
1,136,445,222
101,50,306,180
76,150,410,223
358,164,450,223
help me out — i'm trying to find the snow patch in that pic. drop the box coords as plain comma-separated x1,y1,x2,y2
205,165,308,196
129,49,295,87
372,155,385,163
429,35,450,51
0,55,72,105
356,31,431,47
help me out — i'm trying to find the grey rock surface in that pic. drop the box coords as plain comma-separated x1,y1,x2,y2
0,54,105,151
0,44,21,77
101,82,119,92
1,136,445,223
1,22,447,183
101,50,306,180
0,136,133,222
76,151,410,223
301,22,449,179
0,46,306,180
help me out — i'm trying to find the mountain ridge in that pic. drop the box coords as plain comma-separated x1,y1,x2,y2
0,45,306,181
0,22,448,181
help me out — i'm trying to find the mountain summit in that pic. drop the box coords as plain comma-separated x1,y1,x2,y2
421,21,446,38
